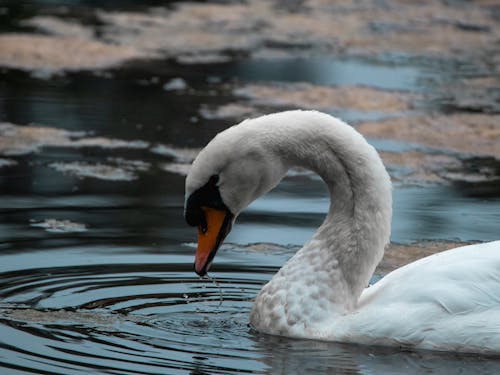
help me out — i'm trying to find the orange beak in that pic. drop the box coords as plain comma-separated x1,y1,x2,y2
195,207,232,276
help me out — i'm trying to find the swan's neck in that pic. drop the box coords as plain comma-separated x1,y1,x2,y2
250,111,392,335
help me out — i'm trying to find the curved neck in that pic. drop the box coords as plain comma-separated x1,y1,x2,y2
263,111,392,309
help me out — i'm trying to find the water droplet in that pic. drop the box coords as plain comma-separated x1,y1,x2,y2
206,275,223,307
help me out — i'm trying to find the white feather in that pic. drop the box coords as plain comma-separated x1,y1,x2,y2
186,110,500,354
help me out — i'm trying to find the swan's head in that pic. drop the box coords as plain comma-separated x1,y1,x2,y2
185,121,287,276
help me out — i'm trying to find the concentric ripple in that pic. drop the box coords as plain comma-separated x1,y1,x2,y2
1,246,500,375
0,256,267,374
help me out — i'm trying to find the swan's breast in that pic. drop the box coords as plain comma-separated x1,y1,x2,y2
250,242,353,337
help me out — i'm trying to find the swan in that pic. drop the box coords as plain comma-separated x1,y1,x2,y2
184,110,500,354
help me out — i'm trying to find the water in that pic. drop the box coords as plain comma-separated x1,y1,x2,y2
1,3,500,373
2,247,500,374
219,58,424,91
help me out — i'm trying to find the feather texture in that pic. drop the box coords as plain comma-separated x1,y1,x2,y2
185,110,500,354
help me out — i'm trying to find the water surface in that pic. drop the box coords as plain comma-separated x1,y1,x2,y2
1,7,500,373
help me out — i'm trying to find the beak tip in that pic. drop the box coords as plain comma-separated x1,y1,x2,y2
194,262,207,277
193,207,232,278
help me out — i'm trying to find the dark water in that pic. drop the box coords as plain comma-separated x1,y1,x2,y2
1,4,500,373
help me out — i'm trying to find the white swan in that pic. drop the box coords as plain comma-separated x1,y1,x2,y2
184,110,500,354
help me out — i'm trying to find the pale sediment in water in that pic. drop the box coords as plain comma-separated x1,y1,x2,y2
194,82,498,185
107,158,151,172
380,151,462,185
162,77,189,91
357,114,500,157
431,77,500,114
96,0,498,60
154,145,208,176
227,240,472,277
1,121,495,186
176,53,233,65
0,307,143,331
233,83,413,113
50,160,148,181
30,218,87,233
199,103,260,121
97,5,260,61
0,122,84,155
71,137,149,149
196,82,498,165
155,142,489,187
161,162,192,176
1,0,496,73
231,242,299,255
385,153,500,186
376,241,473,275
0,122,149,156
21,15,95,39
151,144,200,163
198,83,414,126
0,158,17,168
0,34,141,73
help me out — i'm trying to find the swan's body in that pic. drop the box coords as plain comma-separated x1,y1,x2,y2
184,110,500,354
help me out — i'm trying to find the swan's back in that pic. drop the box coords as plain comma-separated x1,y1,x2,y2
333,241,500,354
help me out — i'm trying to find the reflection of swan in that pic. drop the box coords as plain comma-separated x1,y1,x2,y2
256,334,500,374
184,110,500,354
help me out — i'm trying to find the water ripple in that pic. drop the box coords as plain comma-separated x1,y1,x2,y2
1,258,500,375
0,262,268,374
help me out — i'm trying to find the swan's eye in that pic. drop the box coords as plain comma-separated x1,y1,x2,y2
185,206,203,227
185,174,232,228
199,213,208,234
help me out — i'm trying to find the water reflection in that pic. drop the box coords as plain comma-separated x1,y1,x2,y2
256,335,500,375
